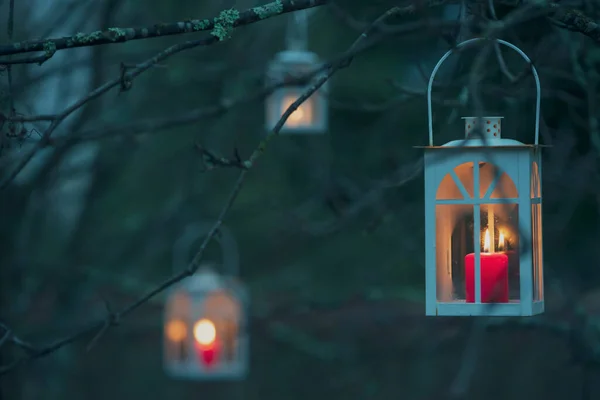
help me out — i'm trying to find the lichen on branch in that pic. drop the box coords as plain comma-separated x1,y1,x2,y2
252,0,284,19
211,9,240,41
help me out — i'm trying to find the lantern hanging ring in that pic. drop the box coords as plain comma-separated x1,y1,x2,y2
172,223,239,277
426,38,541,146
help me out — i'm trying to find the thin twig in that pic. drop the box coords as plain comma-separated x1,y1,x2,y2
487,0,518,82
0,31,245,187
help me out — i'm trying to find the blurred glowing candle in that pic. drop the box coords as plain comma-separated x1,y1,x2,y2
465,229,509,303
166,319,188,361
194,319,219,366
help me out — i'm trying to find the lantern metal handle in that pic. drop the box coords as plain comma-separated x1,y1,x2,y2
172,223,239,277
427,38,541,146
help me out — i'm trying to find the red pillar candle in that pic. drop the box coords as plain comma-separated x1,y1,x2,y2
465,253,509,302
195,340,220,367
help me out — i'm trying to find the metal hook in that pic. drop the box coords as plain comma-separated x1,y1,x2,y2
427,38,541,146
172,223,239,277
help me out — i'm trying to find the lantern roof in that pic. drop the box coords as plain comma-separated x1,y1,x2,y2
179,265,247,300
443,116,516,147
418,115,549,148
183,265,225,292
441,138,526,147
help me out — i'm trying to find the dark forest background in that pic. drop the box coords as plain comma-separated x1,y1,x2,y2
1,0,600,399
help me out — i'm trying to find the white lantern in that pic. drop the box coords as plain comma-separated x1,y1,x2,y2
265,50,328,134
422,38,545,317
163,225,249,379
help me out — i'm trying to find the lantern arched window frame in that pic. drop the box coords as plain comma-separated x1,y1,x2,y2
421,38,546,317
163,224,249,380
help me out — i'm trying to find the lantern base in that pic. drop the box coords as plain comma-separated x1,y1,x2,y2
164,360,247,381
426,300,544,317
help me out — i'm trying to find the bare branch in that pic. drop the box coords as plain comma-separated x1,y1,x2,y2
195,143,248,171
2,0,597,68
6,64,330,146
0,6,402,375
0,323,11,349
487,0,518,82
0,0,329,65
1,2,334,189
547,3,600,43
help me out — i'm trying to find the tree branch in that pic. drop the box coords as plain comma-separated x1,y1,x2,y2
0,1,334,190
547,3,600,43
1,0,599,67
6,64,330,147
0,6,402,376
0,0,328,65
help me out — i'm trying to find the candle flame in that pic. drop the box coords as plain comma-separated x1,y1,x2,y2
498,231,505,251
483,228,491,252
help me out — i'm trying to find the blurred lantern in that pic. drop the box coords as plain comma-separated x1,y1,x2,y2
421,38,545,317
163,224,249,380
265,10,328,134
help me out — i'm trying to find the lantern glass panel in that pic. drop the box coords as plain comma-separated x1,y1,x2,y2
434,160,522,305
479,203,520,302
165,291,191,364
435,204,472,302
202,290,241,363
532,203,543,301
436,162,474,200
280,92,315,128
266,85,325,133
479,163,518,199
489,174,517,198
